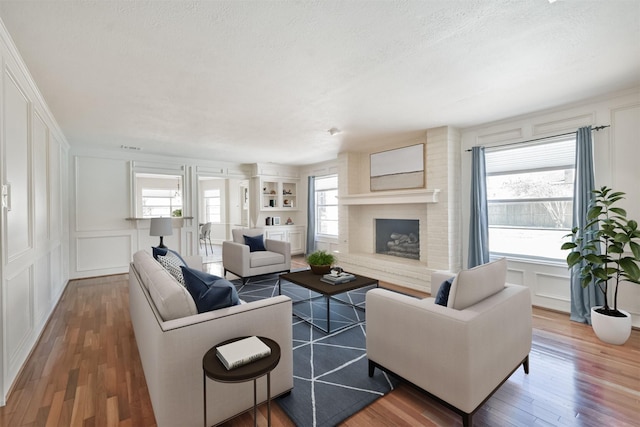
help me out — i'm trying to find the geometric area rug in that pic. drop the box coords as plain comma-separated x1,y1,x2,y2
233,274,399,427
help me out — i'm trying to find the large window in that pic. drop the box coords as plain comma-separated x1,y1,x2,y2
486,138,575,260
315,175,338,236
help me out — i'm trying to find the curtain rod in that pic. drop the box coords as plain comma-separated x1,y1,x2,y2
465,125,610,152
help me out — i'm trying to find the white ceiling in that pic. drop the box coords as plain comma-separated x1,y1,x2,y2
0,0,638,166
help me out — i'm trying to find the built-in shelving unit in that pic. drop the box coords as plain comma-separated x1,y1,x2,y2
260,179,298,210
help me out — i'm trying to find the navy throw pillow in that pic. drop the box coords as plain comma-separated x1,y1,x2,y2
434,276,455,306
152,247,187,265
180,266,240,313
244,234,266,252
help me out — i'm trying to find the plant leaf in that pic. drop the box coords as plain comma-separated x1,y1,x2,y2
584,254,604,264
609,207,627,217
566,252,582,267
614,233,630,244
587,206,602,219
629,241,640,260
620,258,640,281
561,242,577,250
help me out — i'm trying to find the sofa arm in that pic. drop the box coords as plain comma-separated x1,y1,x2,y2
222,240,250,275
266,239,291,264
366,285,531,414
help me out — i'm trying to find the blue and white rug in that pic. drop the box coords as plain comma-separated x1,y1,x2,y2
234,274,398,427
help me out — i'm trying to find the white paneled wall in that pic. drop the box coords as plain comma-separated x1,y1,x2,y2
461,88,640,327
0,23,70,404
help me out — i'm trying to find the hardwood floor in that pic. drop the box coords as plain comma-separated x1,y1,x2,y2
1,257,638,427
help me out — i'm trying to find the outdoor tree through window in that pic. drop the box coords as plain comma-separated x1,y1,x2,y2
486,137,575,260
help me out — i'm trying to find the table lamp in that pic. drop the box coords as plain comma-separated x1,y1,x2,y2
150,217,173,248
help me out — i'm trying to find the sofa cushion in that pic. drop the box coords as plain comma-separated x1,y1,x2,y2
244,234,266,252
158,252,186,286
181,266,241,313
447,258,507,310
434,276,455,306
249,251,285,268
147,263,198,321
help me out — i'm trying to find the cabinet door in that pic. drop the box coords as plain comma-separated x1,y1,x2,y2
265,228,286,241
288,228,305,254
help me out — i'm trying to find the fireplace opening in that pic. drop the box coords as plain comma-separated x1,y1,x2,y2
375,219,420,260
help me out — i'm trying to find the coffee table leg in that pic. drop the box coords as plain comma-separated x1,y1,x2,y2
203,372,207,427
326,295,331,333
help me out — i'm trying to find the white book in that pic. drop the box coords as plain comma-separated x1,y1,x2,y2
216,336,271,370
322,273,355,283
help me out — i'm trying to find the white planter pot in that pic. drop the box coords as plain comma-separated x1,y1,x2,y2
591,307,632,345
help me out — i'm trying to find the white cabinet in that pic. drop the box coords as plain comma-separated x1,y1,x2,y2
260,179,298,211
265,225,306,255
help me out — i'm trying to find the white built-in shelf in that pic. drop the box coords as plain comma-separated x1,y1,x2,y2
340,189,440,205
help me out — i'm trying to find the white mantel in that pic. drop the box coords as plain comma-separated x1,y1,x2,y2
340,188,440,205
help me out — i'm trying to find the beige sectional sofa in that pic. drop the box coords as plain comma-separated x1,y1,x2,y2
366,258,532,427
129,249,293,427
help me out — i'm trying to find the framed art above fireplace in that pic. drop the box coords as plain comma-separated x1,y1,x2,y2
370,143,424,191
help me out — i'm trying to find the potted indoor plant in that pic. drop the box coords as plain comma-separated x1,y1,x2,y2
562,186,640,345
306,250,336,275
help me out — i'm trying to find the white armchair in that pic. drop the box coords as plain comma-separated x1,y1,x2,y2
366,258,532,427
223,228,291,284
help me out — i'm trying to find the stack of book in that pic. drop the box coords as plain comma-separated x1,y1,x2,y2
321,272,356,285
216,336,271,370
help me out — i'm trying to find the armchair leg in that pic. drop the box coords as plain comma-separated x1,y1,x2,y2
368,360,375,377
522,355,529,374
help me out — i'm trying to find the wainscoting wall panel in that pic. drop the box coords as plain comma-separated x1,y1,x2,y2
5,267,33,374
4,68,32,263
34,252,52,326
75,235,132,272
74,156,130,232
534,272,571,312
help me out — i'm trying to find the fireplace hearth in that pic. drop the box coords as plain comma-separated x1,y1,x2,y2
375,219,420,260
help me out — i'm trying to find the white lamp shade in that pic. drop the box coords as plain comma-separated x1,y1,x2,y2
149,217,173,237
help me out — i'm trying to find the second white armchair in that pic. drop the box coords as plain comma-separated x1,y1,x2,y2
223,228,291,284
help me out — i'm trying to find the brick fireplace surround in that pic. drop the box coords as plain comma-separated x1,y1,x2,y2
336,127,462,293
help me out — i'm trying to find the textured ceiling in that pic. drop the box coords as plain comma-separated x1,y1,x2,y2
0,0,638,165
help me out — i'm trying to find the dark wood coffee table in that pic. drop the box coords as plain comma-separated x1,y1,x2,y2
278,270,378,333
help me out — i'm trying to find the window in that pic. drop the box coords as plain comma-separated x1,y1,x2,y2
315,175,338,236
486,138,575,260
204,189,221,223
141,188,183,218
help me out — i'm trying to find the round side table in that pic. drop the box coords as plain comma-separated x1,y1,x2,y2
202,336,280,427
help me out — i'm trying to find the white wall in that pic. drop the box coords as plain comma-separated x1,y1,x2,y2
0,22,70,404
68,151,250,278
460,88,640,327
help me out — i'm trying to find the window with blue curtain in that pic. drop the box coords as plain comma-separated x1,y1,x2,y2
485,137,576,261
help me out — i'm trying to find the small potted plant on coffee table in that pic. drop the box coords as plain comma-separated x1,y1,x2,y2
306,250,336,275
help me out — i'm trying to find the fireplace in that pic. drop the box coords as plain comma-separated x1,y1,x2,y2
375,219,420,260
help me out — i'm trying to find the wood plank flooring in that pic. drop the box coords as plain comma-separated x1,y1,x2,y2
1,257,638,426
